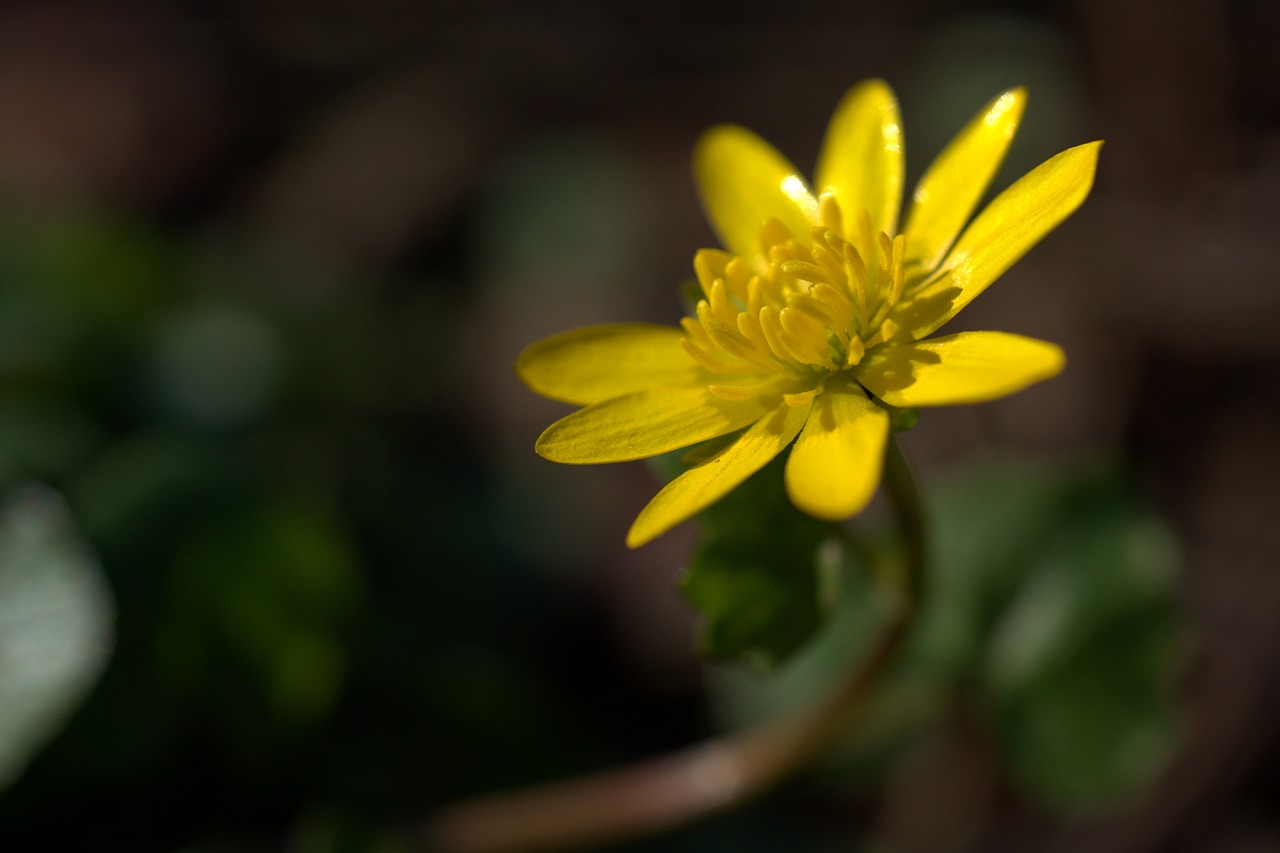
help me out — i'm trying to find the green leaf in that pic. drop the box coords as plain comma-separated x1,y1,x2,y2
156,500,363,730
975,477,1183,811
702,455,1184,815
0,484,114,790
679,456,843,669
920,457,1184,812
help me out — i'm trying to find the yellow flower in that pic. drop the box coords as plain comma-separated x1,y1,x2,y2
517,80,1100,548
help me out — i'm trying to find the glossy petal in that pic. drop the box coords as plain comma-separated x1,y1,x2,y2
815,80,904,236
516,324,698,405
693,125,818,263
854,331,1065,407
536,385,770,464
891,142,1102,340
626,400,810,547
903,88,1026,274
784,388,889,520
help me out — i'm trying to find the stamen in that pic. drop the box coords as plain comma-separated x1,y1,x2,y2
788,292,840,328
683,197,914,383
875,231,894,312
889,234,906,307
681,337,737,372
746,277,765,316
681,316,713,349
709,280,736,326
810,282,856,330
809,239,847,287
723,256,753,304
784,387,821,407
693,249,730,297
844,242,869,323
864,318,899,349
759,218,793,254
709,381,783,401
845,336,866,367
779,260,829,285
697,301,772,368
779,307,832,366
759,306,807,364
736,311,773,358
854,210,875,277
818,194,843,233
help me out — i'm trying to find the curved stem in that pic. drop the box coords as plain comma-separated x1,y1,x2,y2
423,617,909,853
423,437,927,853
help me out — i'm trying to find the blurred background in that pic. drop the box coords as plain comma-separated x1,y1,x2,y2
0,0,1278,851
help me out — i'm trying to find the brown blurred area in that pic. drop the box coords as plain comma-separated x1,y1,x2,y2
1,0,1279,850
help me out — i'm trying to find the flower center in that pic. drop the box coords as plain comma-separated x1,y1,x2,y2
682,196,907,401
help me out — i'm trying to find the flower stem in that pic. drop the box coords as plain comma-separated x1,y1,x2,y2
423,438,927,853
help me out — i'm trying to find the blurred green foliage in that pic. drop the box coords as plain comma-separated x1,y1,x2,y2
963,462,1183,810
156,500,360,728
681,455,843,670
709,456,1184,813
0,207,442,847
0,195,670,850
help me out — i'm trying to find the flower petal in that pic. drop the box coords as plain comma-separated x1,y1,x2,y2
693,125,818,263
854,331,1065,407
626,400,810,547
516,323,698,405
536,385,770,464
903,88,1026,275
891,141,1102,340
815,79,904,237
784,388,889,520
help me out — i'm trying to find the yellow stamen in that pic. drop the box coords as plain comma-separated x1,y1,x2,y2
724,256,753,304
682,198,914,390
709,381,783,401
779,260,829,285
697,301,772,368
681,337,737,372
818,193,843,233
845,336,866,367
779,307,832,367
864,318,899,349
736,311,772,356
693,249,728,298
784,387,822,406
759,305,806,364
759,218,793,254
709,280,736,326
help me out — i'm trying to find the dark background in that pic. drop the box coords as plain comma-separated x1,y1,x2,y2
1,0,1278,850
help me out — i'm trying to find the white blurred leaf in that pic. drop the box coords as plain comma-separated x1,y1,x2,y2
0,483,114,789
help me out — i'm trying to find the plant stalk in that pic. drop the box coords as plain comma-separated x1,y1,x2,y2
423,436,926,853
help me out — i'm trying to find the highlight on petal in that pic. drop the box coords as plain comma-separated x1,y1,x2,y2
516,324,698,406
536,385,770,464
626,400,810,547
854,331,1065,408
903,88,1026,275
815,79,904,237
892,141,1102,340
693,125,818,263
784,387,889,520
